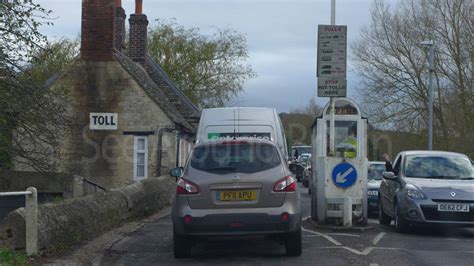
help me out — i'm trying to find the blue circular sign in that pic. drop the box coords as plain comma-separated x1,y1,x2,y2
332,163,358,189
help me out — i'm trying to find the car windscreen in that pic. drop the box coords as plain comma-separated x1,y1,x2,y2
404,155,473,179
297,147,312,155
190,143,282,174
368,164,385,180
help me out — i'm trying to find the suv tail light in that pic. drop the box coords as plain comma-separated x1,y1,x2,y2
273,176,297,192
176,178,199,194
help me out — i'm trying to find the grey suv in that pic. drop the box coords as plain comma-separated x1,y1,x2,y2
171,139,302,258
379,151,474,233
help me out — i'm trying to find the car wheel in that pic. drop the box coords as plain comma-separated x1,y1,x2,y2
378,200,391,225
285,228,302,256
394,203,410,233
173,231,192,258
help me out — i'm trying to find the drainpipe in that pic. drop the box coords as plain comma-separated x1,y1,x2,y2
175,130,181,168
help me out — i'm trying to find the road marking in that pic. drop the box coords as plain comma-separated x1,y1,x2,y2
342,246,374,256
372,232,386,246
316,246,374,256
327,233,360,237
369,264,379,266
302,227,342,246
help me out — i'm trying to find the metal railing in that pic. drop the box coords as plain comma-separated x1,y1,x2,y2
0,187,37,256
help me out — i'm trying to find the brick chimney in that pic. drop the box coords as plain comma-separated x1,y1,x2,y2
115,0,126,51
129,0,149,64
81,0,115,61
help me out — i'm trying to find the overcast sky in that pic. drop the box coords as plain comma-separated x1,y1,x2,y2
40,0,377,113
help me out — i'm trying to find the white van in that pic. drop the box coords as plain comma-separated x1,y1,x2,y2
196,107,288,159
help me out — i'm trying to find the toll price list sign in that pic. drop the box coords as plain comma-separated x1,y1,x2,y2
317,25,347,97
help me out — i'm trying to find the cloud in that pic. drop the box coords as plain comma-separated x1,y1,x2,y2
39,0,374,112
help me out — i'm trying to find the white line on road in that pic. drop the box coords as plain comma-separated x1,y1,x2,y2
302,227,342,246
315,246,375,256
372,232,386,246
327,233,360,237
341,246,374,256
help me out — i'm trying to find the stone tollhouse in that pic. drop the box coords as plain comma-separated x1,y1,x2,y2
15,0,200,188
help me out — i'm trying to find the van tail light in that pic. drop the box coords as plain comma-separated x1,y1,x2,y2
273,176,297,192
176,178,199,194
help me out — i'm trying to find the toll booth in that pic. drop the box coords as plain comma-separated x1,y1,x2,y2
310,98,368,226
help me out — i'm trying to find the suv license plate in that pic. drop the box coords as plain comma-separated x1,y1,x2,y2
437,203,470,212
217,190,257,201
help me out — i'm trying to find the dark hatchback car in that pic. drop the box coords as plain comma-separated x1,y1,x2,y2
367,161,385,212
379,151,474,233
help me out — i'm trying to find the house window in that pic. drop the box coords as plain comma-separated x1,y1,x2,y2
133,136,148,180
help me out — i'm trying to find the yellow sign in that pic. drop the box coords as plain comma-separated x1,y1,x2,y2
218,190,257,201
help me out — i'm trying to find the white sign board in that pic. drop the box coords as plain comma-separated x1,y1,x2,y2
317,25,347,97
317,25,347,78
90,113,118,130
317,77,347,97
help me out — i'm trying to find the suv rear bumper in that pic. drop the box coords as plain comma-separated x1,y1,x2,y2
172,197,301,236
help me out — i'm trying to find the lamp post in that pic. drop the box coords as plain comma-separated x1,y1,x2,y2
420,40,434,150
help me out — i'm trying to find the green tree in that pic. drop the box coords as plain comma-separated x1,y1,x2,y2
148,19,256,108
26,38,79,85
0,1,70,171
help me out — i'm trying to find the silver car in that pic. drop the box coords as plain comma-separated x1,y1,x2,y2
379,151,474,233
171,139,302,258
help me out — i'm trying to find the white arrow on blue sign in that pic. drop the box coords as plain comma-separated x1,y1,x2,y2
332,163,357,189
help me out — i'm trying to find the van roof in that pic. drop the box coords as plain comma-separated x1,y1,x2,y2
202,107,276,112
201,107,277,123
194,138,276,148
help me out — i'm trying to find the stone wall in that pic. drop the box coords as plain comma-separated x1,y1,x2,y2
0,171,73,196
4,175,174,252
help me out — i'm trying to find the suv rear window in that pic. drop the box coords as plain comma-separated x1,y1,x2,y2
190,143,281,173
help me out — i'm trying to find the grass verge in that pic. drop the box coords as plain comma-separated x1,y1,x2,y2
0,247,27,266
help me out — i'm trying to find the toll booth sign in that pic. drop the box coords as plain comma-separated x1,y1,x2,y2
332,162,357,189
317,25,347,78
90,113,118,130
317,25,347,97
318,77,347,97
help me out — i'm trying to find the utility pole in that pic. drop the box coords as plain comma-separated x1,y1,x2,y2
329,0,336,155
420,40,434,150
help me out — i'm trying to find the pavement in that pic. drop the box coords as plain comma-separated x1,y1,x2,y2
42,183,474,266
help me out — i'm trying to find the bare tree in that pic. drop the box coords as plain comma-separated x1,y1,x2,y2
290,97,323,117
352,0,473,155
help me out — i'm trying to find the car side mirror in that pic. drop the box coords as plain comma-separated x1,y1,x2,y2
383,171,396,180
289,163,305,175
170,167,184,178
